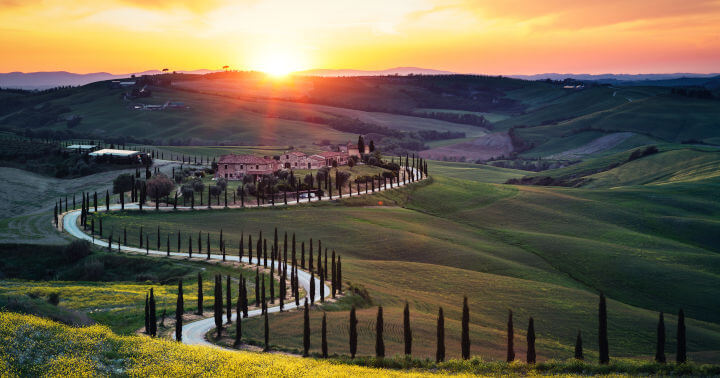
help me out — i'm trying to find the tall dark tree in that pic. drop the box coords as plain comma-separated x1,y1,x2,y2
242,277,249,318
349,306,358,359
149,288,157,337
321,312,328,358
319,265,325,302
574,330,584,360
656,312,666,363
255,268,260,307
527,317,536,364
310,271,316,304
303,299,310,357
144,293,149,334
226,275,232,324
331,251,336,298
234,279,242,348
376,306,385,358
507,310,515,362
357,135,365,156
677,309,687,363
404,301,412,356
105,190,110,211
598,293,609,364
214,275,223,338
175,280,184,342
263,311,270,352
461,296,470,360
436,307,445,363
197,272,203,316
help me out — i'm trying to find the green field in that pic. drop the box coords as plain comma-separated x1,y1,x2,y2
94,158,720,362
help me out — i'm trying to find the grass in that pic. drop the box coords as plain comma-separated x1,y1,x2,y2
94,158,720,362
0,243,273,334
3,312,719,376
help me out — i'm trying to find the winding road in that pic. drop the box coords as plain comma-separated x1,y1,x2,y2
61,167,424,350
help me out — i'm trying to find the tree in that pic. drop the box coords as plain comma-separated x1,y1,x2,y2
357,135,365,155
303,299,310,357
656,312,666,363
461,296,470,360
196,272,203,315
234,279,242,348
214,275,223,338
574,331,583,360
527,317,536,364
176,280,184,342
349,306,358,359
369,140,375,152
149,288,157,337
507,310,515,362
337,256,342,293
677,309,686,363
226,275,232,324
310,271,315,304
105,190,110,211
113,173,134,194
263,311,270,351
147,174,174,210
599,293,609,364
376,306,385,358
436,307,445,363
144,293,149,334
321,312,328,358
404,301,412,356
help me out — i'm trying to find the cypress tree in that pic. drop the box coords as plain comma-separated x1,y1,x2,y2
309,240,313,272
149,288,157,337
166,234,170,256
214,275,223,338
255,268,260,307
270,250,275,304
263,239,267,267
206,232,210,259
331,251,336,298
436,307,445,363
349,306,358,359
94,191,97,212
376,306,385,358
303,299,310,357
461,296,470,360
242,277,248,318
575,330,583,360
234,279,242,348
677,309,686,363
188,234,192,258
176,280,184,342
337,256,342,293
177,231,181,253
264,310,270,351
507,310,515,362
404,301,412,356
105,190,110,211
321,312,328,358
197,272,203,315
145,234,149,255
319,265,325,302
240,233,244,261
226,275,232,324
248,234,253,264
302,241,306,269
599,293,609,364
144,293,149,334
310,271,316,304
527,317,536,364
656,312,666,363
261,278,266,314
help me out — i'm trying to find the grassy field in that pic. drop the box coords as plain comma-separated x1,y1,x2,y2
94,159,720,362
0,243,275,334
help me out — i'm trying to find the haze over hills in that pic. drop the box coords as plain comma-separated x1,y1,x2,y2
296,66,456,77
0,69,219,90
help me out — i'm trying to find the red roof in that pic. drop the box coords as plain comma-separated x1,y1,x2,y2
308,155,325,161
218,154,274,165
318,151,345,158
286,151,306,157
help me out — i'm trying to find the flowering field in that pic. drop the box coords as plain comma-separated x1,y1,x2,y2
0,312,440,377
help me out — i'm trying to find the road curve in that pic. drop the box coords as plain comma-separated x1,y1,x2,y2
61,167,424,349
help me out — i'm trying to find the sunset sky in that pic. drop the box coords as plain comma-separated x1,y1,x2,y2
2,0,719,75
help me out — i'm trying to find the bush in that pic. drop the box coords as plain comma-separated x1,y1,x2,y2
47,292,60,306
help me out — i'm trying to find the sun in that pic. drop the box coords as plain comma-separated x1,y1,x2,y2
250,50,308,78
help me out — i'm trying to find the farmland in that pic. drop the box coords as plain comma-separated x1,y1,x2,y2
94,155,720,362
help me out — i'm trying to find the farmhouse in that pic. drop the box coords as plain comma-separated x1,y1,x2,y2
216,154,280,179
66,144,98,153
279,151,308,169
89,149,146,164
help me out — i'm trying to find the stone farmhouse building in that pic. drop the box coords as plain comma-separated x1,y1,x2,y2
216,141,365,180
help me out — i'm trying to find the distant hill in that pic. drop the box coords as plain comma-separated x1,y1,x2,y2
0,69,219,90
509,73,720,82
297,67,456,77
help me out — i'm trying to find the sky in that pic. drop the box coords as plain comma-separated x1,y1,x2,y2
1,0,719,75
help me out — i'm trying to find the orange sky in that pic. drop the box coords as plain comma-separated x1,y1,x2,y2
1,0,719,74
